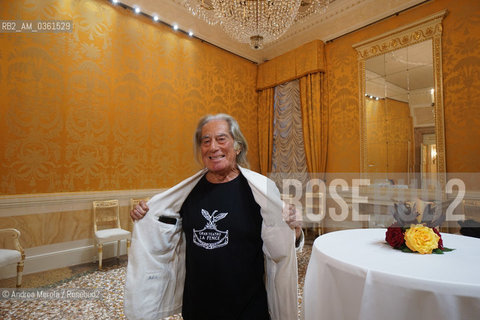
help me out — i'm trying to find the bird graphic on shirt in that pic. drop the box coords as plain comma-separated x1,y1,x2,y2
202,209,228,229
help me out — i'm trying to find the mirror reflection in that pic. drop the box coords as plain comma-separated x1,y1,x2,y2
364,39,437,189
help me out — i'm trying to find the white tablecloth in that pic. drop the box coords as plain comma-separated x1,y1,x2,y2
303,229,480,320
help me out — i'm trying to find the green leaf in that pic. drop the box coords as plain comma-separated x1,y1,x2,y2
432,248,444,254
442,247,455,252
401,247,414,253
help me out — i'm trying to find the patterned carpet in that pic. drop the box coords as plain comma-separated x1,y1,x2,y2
0,245,311,319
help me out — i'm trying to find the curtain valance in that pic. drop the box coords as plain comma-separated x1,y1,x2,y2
256,40,325,90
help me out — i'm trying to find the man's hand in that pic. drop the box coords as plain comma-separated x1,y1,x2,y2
285,203,302,240
130,200,149,220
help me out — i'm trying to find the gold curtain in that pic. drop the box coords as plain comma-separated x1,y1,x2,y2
299,72,328,176
257,88,275,175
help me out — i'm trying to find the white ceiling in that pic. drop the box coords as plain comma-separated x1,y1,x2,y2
118,0,428,63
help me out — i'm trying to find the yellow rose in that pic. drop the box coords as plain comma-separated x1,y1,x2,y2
404,224,440,254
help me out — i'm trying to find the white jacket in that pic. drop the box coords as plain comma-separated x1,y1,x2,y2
124,167,299,320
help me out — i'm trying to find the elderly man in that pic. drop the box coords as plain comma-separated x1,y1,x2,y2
124,114,301,320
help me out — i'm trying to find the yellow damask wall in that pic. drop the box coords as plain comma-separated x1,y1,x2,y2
2,0,480,252
0,0,259,195
325,0,480,174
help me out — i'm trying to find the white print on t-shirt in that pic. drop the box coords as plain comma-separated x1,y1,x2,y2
193,209,229,250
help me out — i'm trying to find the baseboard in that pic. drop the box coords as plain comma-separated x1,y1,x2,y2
0,239,129,280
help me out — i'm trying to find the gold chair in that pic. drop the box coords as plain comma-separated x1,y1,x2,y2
0,228,25,287
93,200,131,270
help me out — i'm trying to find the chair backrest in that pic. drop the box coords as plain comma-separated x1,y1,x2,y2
93,200,120,232
129,197,151,212
305,192,325,218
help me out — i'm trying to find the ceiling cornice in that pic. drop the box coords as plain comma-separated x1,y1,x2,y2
117,0,428,63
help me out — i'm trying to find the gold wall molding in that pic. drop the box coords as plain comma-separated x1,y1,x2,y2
353,9,448,60
0,189,165,217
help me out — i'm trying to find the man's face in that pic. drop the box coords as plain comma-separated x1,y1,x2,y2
200,120,238,175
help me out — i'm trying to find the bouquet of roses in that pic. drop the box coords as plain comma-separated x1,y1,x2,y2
385,202,453,254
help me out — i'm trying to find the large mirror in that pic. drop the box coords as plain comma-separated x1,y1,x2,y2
354,10,447,191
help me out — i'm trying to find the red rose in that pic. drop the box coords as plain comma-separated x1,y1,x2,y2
386,224,405,248
433,227,444,250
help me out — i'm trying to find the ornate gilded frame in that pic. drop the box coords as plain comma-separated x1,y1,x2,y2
353,10,448,190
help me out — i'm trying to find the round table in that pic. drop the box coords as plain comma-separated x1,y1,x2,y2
303,228,480,320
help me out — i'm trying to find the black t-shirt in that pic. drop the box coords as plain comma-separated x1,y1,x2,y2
180,173,270,320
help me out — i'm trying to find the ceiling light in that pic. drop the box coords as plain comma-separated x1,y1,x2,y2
153,15,159,22
184,0,331,50
173,24,178,30
188,31,194,37
134,7,140,14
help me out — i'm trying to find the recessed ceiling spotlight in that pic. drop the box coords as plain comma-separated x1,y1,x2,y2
134,7,140,14
173,24,178,30
153,15,159,22
188,31,194,37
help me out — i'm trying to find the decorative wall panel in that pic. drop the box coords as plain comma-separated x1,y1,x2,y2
442,2,480,172
325,40,360,173
0,0,259,195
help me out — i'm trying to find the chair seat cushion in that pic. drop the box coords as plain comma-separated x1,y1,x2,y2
95,228,131,243
0,249,21,267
